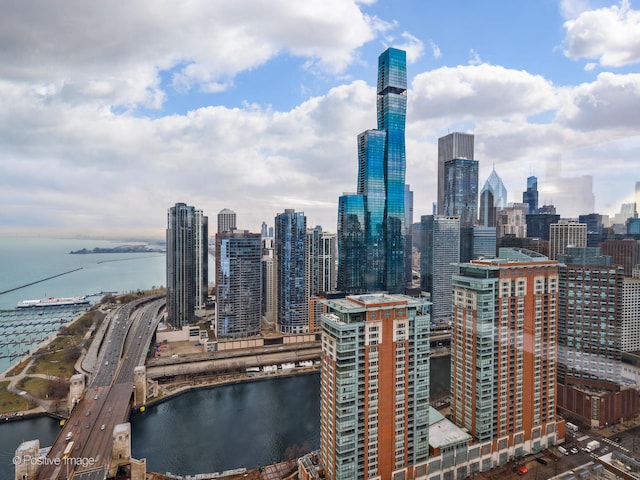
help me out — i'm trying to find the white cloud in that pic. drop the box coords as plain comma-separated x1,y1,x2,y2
429,40,442,59
0,0,385,108
409,64,559,122
562,0,640,67
556,72,640,131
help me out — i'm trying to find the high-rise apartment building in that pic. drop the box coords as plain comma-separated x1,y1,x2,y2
307,226,337,296
479,167,507,228
337,48,407,294
320,293,430,480
556,247,639,427
443,158,479,227
166,203,208,328
420,215,460,322
549,220,587,260
437,132,474,216
275,209,308,334
451,252,560,456
217,208,236,233
622,275,640,352
261,237,275,323
522,175,539,215
215,230,262,338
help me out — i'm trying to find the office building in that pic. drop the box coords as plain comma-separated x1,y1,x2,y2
526,213,559,241
460,226,497,263
215,231,262,338
578,213,605,234
420,215,460,322
600,239,640,276
443,158,478,227
479,167,507,227
217,208,236,233
627,217,640,235
166,203,208,328
556,247,638,427
275,209,308,334
437,132,474,215
319,293,430,480
336,48,407,294
496,203,527,238
307,226,337,296
522,175,538,214
549,220,587,260
451,252,560,457
497,236,549,258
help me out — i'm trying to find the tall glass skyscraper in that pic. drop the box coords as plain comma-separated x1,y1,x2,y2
337,48,407,294
166,203,208,328
443,157,478,227
275,209,308,334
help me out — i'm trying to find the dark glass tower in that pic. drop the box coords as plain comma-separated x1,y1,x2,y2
443,157,478,227
522,175,539,214
166,203,208,328
275,209,308,334
337,47,407,294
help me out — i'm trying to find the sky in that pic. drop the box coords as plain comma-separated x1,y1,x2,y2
1,0,640,239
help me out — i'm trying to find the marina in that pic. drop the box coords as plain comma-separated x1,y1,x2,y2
0,306,89,366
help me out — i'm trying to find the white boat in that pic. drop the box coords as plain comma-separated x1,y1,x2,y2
16,296,90,308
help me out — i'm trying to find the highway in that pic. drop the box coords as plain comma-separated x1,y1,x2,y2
36,296,164,480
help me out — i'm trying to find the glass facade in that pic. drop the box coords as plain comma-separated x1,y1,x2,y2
275,209,308,334
166,203,208,328
337,48,407,294
216,231,262,338
443,158,479,228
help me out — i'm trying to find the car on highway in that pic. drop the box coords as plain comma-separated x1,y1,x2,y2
101,424,105,431
570,447,579,454
614,436,622,443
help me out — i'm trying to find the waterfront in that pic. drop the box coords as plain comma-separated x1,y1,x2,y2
0,236,170,373
1,356,451,478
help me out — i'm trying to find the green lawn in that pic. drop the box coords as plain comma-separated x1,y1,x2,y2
0,381,33,413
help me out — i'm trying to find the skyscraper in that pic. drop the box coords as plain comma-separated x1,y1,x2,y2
479,167,507,227
404,184,414,286
275,209,308,334
307,226,337,296
556,247,638,427
166,203,208,328
215,230,262,338
443,158,479,227
337,48,407,294
420,215,460,322
522,175,538,214
217,208,236,233
451,252,560,456
320,293,430,480
437,132,474,216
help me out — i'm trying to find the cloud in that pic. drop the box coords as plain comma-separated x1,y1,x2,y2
0,0,385,109
556,72,640,131
562,0,640,67
410,64,559,123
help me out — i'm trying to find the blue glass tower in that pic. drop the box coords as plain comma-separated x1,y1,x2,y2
337,48,407,294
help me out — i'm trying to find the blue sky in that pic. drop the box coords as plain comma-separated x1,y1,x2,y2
1,0,639,237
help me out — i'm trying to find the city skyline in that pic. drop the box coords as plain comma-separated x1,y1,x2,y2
2,1,640,237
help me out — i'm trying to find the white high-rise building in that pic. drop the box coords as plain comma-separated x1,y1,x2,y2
622,275,640,352
549,220,587,260
217,208,236,233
